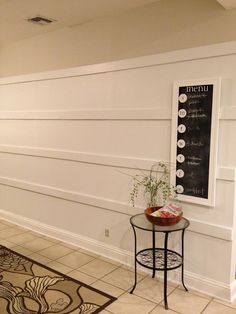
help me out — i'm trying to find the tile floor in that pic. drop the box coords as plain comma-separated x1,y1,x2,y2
0,219,235,314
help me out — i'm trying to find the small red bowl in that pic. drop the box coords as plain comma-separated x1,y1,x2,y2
144,207,183,226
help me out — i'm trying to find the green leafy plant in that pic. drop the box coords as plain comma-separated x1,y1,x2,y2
130,161,177,208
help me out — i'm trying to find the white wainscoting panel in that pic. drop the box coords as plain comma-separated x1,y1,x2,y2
1,41,236,300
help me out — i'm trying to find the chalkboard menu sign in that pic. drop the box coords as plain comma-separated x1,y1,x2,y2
171,79,220,206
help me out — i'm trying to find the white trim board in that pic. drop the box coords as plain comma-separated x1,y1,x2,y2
0,107,234,120
0,175,233,241
0,207,234,302
0,145,234,180
1,41,236,85
0,145,160,170
0,108,171,120
183,270,235,302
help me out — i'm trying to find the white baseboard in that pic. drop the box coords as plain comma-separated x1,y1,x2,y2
0,208,133,265
183,271,235,302
0,207,235,302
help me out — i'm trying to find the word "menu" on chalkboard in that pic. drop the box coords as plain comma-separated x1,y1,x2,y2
171,79,220,206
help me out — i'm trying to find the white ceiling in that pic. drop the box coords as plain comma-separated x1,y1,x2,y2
0,0,161,45
0,0,234,46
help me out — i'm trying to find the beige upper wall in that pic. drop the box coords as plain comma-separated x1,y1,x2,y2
0,0,236,77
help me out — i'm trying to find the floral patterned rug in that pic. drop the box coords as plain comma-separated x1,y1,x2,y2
0,245,116,313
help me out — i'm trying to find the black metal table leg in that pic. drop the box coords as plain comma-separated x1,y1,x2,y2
164,232,169,310
130,224,137,294
181,229,188,291
152,228,156,278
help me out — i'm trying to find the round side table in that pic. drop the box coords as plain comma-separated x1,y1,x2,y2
130,213,190,310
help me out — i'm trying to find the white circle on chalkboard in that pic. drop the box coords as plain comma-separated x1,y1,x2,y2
178,124,186,133
177,154,185,163
176,169,185,178
177,139,185,148
178,109,187,118
176,185,184,194
179,94,187,103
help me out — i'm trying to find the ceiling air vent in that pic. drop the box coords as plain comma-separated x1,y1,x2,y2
27,16,56,26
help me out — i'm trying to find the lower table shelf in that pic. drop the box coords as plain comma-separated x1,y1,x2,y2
136,248,183,270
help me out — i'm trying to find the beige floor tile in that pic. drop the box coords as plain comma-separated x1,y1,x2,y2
121,264,149,277
133,276,177,303
178,285,212,300
0,227,26,239
46,261,73,274
21,238,55,251
203,301,236,314
149,305,179,313
0,220,16,226
28,252,52,264
28,231,44,237
78,258,119,279
165,288,210,314
58,251,95,268
14,225,29,232
98,256,122,267
11,245,33,256
7,232,37,245
214,298,236,310
106,292,156,314
102,267,144,291
0,223,10,231
67,269,97,285
0,239,18,248
92,280,125,298
59,241,80,250
41,235,60,243
38,244,73,259
78,247,99,258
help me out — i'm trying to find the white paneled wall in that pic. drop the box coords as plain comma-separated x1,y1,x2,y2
1,42,236,301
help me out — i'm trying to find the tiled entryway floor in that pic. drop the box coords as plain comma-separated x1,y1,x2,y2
0,218,235,314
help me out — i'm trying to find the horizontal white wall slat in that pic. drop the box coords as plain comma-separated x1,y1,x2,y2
220,107,236,120
0,144,235,181
0,107,234,120
0,108,170,120
0,176,232,241
0,175,134,215
0,177,233,241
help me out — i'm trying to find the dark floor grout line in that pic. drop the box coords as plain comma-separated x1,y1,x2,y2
77,257,121,279
210,299,236,312
200,298,214,314
91,264,127,287
49,252,99,270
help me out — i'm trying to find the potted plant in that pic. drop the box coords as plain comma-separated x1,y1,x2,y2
130,161,182,225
